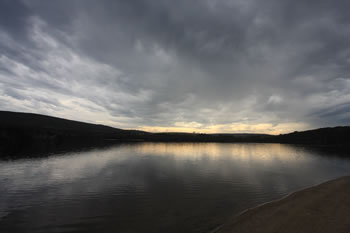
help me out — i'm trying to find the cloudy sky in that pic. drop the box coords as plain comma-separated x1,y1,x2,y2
1,0,350,134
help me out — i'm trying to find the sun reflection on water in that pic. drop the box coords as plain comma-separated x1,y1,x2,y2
134,143,308,162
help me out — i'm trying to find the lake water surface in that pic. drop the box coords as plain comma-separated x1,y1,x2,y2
1,143,350,233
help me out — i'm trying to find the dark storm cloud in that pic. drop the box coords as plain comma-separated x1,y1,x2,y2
0,0,31,39
310,102,350,125
1,0,350,132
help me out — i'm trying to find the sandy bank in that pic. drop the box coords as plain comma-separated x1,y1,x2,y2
212,176,350,233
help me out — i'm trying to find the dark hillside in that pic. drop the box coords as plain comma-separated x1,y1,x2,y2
1,111,349,158
0,111,148,157
276,127,350,145
0,111,124,133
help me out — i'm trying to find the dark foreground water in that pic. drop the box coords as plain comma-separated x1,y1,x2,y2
1,143,350,233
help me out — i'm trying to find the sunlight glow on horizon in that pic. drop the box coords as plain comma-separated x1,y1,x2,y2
136,122,309,135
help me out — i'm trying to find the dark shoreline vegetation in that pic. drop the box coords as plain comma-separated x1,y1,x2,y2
1,110,350,158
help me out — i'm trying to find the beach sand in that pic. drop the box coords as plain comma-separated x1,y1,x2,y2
212,176,350,233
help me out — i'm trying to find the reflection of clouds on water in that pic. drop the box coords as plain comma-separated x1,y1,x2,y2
0,147,130,188
1,143,350,232
135,143,350,201
0,146,147,218
0,143,345,195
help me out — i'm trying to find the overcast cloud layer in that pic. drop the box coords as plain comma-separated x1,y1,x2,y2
1,0,350,134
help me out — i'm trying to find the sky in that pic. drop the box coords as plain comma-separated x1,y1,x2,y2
1,0,350,134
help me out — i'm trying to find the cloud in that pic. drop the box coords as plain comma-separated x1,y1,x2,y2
1,0,350,133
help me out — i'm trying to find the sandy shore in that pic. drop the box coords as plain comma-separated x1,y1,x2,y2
212,176,350,233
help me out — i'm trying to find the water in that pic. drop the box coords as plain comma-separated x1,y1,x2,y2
1,143,350,233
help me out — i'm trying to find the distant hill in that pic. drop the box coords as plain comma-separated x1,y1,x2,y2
1,111,349,157
0,111,147,135
0,111,148,156
276,127,350,145
1,111,121,133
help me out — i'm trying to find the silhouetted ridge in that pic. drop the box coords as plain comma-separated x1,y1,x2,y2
0,111,123,133
1,111,349,158
0,111,148,157
277,126,350,145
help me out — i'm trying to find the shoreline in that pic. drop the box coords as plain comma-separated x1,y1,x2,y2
210,176,350,233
